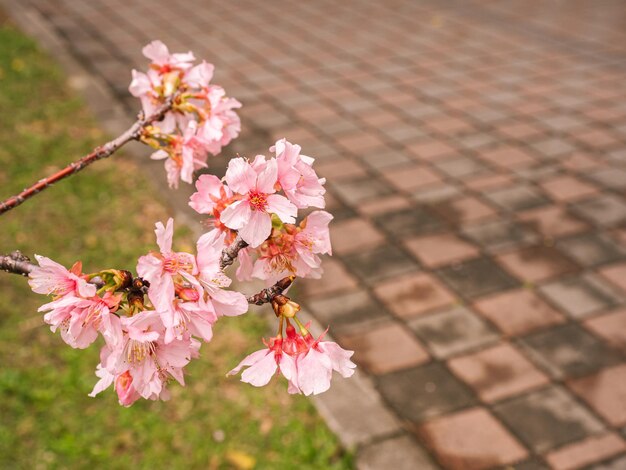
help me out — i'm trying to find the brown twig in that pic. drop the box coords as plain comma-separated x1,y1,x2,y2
0,94,178,216
0,251,35,277
246,276,295,305
219,235,248,270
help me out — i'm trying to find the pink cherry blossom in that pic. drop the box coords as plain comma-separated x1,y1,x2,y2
188,174,235,235
89,347,141,406
244,210,333,283
227,336,297,388
38,294,86,347
66,292,122,349
38,291,122,349
195,86,242,154
136,218,198,315
183,61,214,88
208,89,242,150
296,331,356,396
88,312,196,403
220,157,297,247
129,40,241,174
128,69,163,117
230,324,355,395
150,120,210,188
28,255,96,298
114,371,142,407
196,229,248,317
273,139,326,209
292,210,333,277
129,41,195,118
162,298,217,344
249,239,293,284
110,311,198,400
142,40,195,72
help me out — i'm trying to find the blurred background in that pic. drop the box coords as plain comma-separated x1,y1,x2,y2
1,0,626,469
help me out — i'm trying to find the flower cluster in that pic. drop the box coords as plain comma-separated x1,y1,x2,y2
189,138,331,283
130,40,241,188
25,41,354,407
31,218,248,406
229,310,355,396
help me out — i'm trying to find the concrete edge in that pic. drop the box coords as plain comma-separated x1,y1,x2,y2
0,3,436,467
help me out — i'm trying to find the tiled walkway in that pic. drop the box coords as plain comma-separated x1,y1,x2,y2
7,0,626,468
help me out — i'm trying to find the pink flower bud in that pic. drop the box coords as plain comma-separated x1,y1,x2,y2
115,371,140,407
177,286,200,302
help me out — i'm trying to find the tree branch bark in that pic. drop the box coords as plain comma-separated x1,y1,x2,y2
0,94,178,216
219,235,248,270
246,276,295,305
0,251,34,277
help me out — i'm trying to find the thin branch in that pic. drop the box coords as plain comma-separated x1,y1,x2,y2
0,94,178,216
219,235,248,270
246,276,295,305
0,251,34,277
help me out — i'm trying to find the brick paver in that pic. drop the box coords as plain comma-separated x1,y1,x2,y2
545,433,626,470
418,407,528,469
8,0,626,467
447,343,549,403
474,288,566,336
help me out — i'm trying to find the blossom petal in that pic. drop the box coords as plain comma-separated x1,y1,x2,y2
256,158,278,194
196,228,225,271
279,353,298,386
209,288,248,317
129,70,151,97
319,342,356,378
88,365,115,397
266,194,297,224
241,351,278,387
238,209,271,248
155,218,174,253
136,254,163,284
189,311,214,342
189,174,224,214
235,247,254,282
142,40,170,65
220,200,251,230
184,61,214,87
228,349,271,376
297,348,332,396
225,157,257,194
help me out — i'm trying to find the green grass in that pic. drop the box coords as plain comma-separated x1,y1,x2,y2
0,22,351,470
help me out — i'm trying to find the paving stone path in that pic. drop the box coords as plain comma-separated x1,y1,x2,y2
5,0,626,468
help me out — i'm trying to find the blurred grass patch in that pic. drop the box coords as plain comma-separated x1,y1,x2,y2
0,22,351,470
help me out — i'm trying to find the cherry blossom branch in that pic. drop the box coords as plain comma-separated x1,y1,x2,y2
246,276,295,306
0,94,179,216
0,251,34,277
0,40,348,404
219,235,248,270
1,250,294,306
